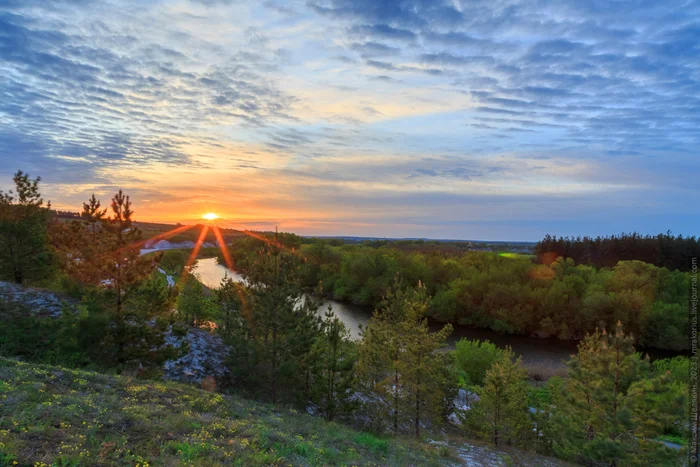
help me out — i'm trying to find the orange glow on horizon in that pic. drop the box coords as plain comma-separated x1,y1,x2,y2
202,212,218,220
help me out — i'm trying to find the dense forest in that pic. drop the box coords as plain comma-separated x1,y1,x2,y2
222,233,690,351
0,171,694,466
536,232,700,271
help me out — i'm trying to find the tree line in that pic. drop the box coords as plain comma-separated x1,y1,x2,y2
0,171,693,466
536,232,700,271
220,235,690,351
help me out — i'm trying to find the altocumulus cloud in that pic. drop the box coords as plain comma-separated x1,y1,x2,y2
0,0,698,239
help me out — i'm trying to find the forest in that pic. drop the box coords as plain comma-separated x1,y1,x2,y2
535,232,700,271
0,171,694,466
222,233,690,352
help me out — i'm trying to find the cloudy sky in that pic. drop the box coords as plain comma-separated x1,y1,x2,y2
0,0,698,240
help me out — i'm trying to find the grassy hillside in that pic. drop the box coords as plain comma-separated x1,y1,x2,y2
0,358,443,466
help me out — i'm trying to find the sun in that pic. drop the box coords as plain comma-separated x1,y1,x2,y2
202,212,219,221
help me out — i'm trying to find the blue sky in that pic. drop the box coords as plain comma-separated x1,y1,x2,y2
0,0,698,240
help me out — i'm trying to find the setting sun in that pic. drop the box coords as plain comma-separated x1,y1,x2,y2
202,213,218,221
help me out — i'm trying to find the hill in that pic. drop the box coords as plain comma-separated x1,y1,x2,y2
0,358,443,466
0,357,574,467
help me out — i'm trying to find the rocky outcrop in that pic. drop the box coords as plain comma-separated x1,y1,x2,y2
0,281,76,317
162,326,229,384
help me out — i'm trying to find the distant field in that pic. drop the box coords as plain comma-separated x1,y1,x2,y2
497,252,536,259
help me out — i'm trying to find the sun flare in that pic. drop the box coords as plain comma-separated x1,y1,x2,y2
202,212,219,220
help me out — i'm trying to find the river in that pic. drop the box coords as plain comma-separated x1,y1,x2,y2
192,257,578,370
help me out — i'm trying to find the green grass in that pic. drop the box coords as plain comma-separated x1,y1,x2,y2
657,434,687,446
0,358,443,466
497,252,535,260
354,433,389,454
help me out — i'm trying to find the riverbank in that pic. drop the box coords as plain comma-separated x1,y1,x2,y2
189,256,683,376
190,257,574,374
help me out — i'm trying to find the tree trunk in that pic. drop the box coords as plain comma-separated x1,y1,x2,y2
14,266,22,285
327,341,337,422
494,390,501,446
393,368,399,435
272,323,278,405
271,251,279,405
415,351,421,438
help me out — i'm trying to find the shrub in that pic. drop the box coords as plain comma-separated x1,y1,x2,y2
453,338,504,386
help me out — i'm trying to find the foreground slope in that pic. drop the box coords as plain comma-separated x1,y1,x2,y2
0,281,573,466
0,358,444,466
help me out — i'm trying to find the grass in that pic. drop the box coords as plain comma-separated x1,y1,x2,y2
354,433,389,454
0,358,444,466
657,434,687,446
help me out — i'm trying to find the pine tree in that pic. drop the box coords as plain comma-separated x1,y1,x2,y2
53,194,108,285
216,274,247,340
552,322,686,466
50,190,172,370
245,237,320,405
116,272,177,371
400,284,453,437
474,346,530,447
82,193,106,240
356,279,453,436
217,274,258,389
101,190,156,328
177,274,208,326
356,282,411,434
313,305,357,421
69,191,161,365
0,171,53,284
354,305,394,432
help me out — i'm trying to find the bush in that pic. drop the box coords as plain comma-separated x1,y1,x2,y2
172,321,189,337
453,338,504,386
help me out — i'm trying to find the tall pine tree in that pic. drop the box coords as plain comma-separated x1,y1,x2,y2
55,190,164,366
312,305,357,421
244,235,321,405
356,279,453,436
0,171,53,284
551,322,686,466
101,190,156,329
82,193,106,240
471,346,530,447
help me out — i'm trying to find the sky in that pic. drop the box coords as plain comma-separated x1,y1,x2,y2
0,0,698,241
